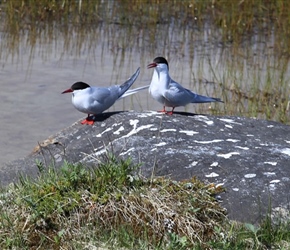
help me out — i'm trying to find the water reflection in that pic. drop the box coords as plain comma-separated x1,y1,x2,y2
0,2,290,166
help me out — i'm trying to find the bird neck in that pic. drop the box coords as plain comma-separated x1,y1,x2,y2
153,68,170,88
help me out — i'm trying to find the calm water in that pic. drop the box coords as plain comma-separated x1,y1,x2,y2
1,14,290,166
0,32,150,165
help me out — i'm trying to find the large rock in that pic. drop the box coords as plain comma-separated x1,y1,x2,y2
1,111,290,223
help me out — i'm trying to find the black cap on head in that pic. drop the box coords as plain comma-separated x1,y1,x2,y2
71,81,91,90
153,57,169,69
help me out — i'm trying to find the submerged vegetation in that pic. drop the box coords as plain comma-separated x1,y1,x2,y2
0,155,289,249
1,0,290,123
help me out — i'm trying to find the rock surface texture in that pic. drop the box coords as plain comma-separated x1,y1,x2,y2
1,111,290,223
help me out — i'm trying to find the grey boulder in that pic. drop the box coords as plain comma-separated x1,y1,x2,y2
1,111,290,223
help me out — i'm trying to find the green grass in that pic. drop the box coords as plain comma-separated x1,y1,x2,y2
0,154,289,249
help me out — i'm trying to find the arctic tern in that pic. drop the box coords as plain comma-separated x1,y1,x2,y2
62,67,146,125
148,57,223,115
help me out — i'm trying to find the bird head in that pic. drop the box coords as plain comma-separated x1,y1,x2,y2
62,82,90,94
147,57,169,70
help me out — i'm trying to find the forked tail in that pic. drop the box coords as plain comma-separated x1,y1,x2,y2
119,85,150,99
118,67,141,98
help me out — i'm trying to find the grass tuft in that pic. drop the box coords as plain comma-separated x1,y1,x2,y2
0,154,225,249
0,154,289,249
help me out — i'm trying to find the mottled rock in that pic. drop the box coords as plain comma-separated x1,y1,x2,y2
1,111,290,223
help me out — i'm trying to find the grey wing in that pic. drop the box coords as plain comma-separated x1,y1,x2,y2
164,80,223,105
164,81,194,106
185,88,224,103
89,87,113,105
167,85,222,104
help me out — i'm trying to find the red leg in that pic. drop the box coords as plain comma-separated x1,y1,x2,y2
157,106,167,113
166,107,175,115
81,119,94,125
81,114,95,125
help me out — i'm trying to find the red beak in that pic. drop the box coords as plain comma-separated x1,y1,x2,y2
62,88,73,94
147,62,157,69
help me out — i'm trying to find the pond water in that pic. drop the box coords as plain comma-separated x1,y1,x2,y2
1,4,290,166
0,31,150,165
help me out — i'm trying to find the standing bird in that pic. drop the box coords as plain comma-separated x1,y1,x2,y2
148,57,223,115
62,67,145,125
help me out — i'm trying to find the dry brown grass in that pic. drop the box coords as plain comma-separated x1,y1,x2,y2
0,157,289,249
78,178,226,245
0,159,226,249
